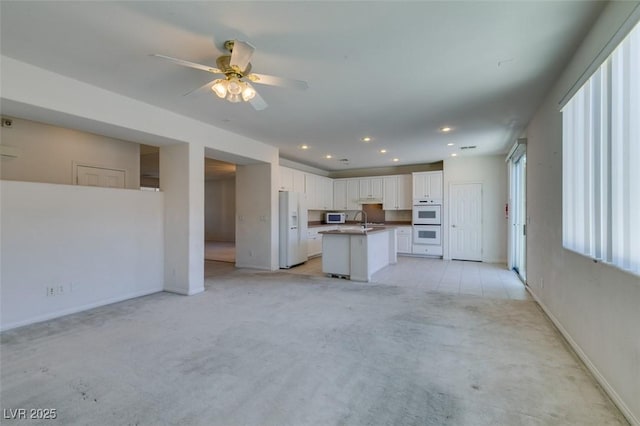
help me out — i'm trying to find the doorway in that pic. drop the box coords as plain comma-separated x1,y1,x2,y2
449,183,483,261
204,158,237,263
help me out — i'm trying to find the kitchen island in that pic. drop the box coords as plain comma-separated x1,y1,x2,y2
319,227,397,282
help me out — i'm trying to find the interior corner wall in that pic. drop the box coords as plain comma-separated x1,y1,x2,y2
0,116,140,189
205,178,236,242
160,142,204,295
235,162,277,270
442,155,508,263
0,180,164,331
525,2,640,423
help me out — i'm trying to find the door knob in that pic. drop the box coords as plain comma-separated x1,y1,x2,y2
452,225,456,228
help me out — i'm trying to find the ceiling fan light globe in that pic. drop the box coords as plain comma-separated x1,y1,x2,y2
227,93,242,103
211,79,228,98
242,84,256,101
227,78,242,95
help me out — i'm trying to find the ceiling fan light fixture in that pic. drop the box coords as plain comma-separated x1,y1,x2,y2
227,77,243,95
211,79,228,98
226,93,242,103
241,82,256,101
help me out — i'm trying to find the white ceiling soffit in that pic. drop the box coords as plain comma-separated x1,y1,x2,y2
0,1,605,171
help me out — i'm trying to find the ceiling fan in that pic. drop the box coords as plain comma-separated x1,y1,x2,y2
153,40,308,110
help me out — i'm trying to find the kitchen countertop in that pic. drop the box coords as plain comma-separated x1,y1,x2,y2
308,221,411,228
318,226,393,235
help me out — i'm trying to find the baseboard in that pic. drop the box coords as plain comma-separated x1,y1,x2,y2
0,287,163,332
526,287,639,426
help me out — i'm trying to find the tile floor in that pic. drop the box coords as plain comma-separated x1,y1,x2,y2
281,255,529,301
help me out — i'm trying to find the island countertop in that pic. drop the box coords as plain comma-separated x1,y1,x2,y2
318,226,391,235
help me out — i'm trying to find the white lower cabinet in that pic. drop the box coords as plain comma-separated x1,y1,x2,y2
396,226,412,254
307,226,337,257
411,244,443,256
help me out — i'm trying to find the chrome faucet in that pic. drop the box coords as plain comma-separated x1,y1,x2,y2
353,210,368,228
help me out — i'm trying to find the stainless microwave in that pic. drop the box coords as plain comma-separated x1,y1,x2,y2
324,212,346,224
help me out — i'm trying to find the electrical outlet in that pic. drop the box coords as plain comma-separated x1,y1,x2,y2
58,285,65,295
46,286,56,297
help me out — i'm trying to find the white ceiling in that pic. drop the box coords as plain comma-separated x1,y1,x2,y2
0,1,604,171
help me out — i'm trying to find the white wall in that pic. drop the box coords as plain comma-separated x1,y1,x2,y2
235,163,278,270
525,2,640,423
205,178,236,242
0,181,164,330
0,116,140,189
443,155,508,263
160,142,204,296
1,55,279,306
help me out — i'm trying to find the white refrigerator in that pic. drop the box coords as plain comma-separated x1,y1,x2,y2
279,191,308,268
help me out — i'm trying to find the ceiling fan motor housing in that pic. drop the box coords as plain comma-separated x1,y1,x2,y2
216,55,251,77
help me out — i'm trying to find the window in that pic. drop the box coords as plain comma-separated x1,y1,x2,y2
562,21,639,276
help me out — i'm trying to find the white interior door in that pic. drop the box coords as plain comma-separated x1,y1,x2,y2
76,165,126,188
449,183,482,261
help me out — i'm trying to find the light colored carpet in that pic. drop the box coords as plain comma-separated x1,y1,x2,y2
205,241,235,263
0,266,627,425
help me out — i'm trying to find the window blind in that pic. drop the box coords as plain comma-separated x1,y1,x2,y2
562,21,639,276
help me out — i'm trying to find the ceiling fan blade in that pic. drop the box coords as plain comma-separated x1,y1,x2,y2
229,40,255,73
182,78,217,97
249,90,268,111
152,54,222,74
247,73,308,90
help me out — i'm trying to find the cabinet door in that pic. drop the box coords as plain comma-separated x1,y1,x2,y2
321,176,333,210
428,172,443,201
413,173,428,198
346,179,360,210
359,177,383,199
397,174,412,209
413,172,442,200
279,166,293,191
333,180,347,210
292,169,305,193
370,177,383,199
397,234,412,253
383,176,398,210
359,179,371,198
305,173,318,209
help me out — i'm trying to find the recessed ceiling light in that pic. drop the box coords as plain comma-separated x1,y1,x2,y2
325,154,332,159
361,137,372,142
447,143,454,146
451,153,458,157
380,149,387,154
392,158,399,162
300,145,309,150
440,126,452,133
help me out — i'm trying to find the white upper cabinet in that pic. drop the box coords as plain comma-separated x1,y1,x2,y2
280,166,306,193
412,171,443,203
305,173,333,210
383,174,412,210
358,177,383,200
279,166,293,191
292,169,305,193
333,180,347,210
319,176,333,210
334,179,364,210
346,180,360,210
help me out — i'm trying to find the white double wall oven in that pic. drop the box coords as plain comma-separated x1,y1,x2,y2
412,201,443,256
